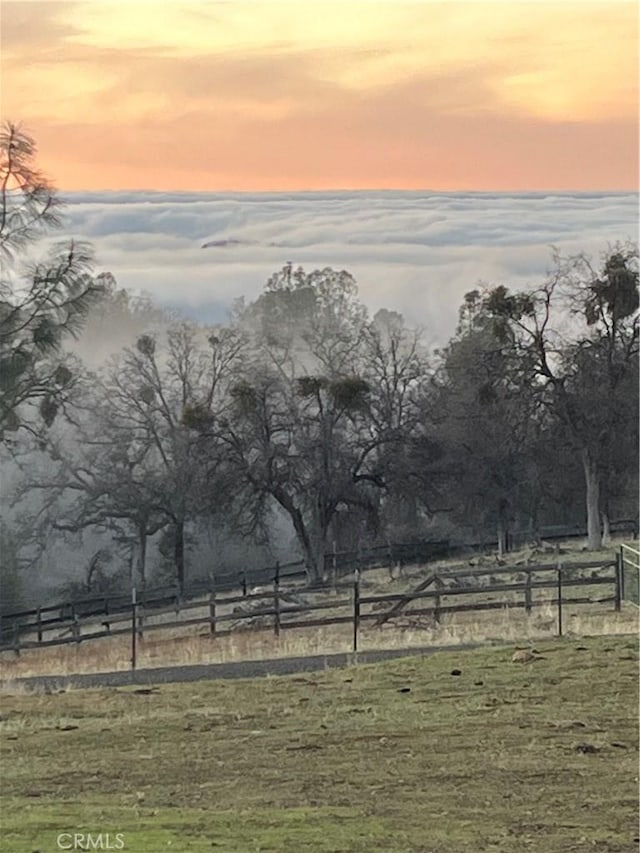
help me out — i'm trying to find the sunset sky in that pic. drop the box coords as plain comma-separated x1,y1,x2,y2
1,1,638,191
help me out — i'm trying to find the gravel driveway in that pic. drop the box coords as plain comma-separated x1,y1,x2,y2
1,642,487,692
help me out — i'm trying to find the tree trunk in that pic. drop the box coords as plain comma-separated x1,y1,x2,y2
313,523,332,585
497,521,506,558
527,500,541,547
497,500,509,557
600,481,612,545
174,520,185,592
272,487,324,585
582,450,602,550
292,514,317,582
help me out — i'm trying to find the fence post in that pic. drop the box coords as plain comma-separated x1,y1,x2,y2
556,564,563,637
70,604,80,643
37,606,43,643
72,613,80,644
137,600,144,639
104,597,110,634
209,574,217,636
524,571,532,615
131,587,137,671
241,570,247,597
614,551,622,612
434,575,443,624
273,562,281,638
12,620,20,656
332,540,338,593
353,568,360,653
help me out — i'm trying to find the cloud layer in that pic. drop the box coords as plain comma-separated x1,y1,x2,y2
57,190,638,343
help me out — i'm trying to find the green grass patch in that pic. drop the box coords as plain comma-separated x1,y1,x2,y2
1,635,638,852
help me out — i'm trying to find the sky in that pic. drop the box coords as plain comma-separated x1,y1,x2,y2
1,0,638,191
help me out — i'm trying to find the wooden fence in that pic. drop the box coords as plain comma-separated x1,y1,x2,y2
0,559,620,669
3,518,635,649
0,540,449,647
2,520,635,649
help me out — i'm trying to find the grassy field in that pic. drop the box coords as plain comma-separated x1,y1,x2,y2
1,635,638,852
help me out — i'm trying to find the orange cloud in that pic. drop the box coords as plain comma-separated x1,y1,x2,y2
1,1,637,190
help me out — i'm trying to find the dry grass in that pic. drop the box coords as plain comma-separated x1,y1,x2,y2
1,596,636,682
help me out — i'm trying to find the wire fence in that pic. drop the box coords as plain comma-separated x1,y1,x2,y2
620,543,640,606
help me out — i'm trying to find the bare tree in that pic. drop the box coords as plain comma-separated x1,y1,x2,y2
225,267,423,582
225,367,386,583
14,321,245,592
361,309,431,538
100,322,244,590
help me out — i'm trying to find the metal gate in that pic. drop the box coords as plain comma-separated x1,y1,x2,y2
620,544,640,606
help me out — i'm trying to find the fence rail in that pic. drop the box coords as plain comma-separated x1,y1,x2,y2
0,558,621,669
